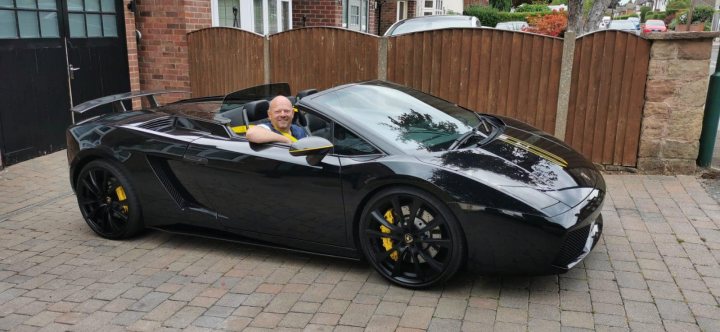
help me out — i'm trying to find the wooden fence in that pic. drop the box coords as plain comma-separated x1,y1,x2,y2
186,27,651,167
388,29,563,133
188,28,265,97
270,28,379,95
567,31,650,166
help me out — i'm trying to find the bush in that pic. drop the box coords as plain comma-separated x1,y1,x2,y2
615,14,639,20
465,5,536,26
646,11,668,21
640,6,652,22
490,0,512,12
516,4,551,12
549,0,567,5
692,5,715,23
524,11,567,36
666,0,689,15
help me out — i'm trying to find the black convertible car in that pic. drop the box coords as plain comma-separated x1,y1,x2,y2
67,80,604,288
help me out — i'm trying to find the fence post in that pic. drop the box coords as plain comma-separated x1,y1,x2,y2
554,31,576,140
378,37,388,81
264,36,271,84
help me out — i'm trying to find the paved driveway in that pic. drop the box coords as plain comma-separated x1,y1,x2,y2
0,151,719,332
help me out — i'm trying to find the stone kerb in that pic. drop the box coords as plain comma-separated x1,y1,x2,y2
637,32,719,174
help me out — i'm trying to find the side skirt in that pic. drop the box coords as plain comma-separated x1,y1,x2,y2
150,224,362,261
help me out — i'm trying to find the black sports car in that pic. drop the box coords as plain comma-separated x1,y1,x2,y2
67,80,604,288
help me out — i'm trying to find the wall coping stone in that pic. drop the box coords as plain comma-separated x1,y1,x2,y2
645,31,720,40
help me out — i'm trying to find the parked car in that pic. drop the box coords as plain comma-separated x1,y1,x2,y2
67,81,605,289
495,21,529,31
384,15,481,36
627,16,640,29
643,19,667,33
608,20,640,34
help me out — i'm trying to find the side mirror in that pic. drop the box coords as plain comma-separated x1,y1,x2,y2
289,136,333,165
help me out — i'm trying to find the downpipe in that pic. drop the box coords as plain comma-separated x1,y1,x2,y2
698,47,720,167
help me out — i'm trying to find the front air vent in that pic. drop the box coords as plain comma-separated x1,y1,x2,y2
139,117,175,131
553,224,591,267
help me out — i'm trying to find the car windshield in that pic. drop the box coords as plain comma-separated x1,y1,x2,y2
390,17,475,35
646,20,664,26
311,82,501,152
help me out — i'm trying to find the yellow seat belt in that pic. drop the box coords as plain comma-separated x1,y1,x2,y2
273,124,298,142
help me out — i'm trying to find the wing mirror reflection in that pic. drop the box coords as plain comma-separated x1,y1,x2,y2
289,136,333,166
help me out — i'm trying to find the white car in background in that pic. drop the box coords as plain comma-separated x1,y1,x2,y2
384,15,482,36
495,21,529,31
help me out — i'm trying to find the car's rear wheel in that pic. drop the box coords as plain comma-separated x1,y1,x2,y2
75,160,143,239
359,187,465,288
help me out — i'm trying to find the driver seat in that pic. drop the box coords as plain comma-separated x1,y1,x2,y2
242,100,270,127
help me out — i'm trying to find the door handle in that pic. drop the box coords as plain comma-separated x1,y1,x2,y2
68,64,80,79
183,155,208,165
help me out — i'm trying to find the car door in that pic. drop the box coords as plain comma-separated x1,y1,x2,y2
181,120,347,247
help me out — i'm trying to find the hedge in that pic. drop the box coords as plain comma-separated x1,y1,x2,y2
465,5,540,26
516,4,551,13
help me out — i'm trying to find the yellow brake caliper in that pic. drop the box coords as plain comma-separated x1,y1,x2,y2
115,186,129,214
380,209,399,261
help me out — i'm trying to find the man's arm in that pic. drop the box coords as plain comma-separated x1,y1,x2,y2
246,125,292,144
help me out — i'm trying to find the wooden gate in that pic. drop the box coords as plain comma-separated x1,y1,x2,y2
187,28,265,97
566,31,651,166
270,28,379,95
387,29,564,133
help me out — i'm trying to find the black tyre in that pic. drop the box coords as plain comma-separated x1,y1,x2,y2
359,187,465,288
75,160,143,239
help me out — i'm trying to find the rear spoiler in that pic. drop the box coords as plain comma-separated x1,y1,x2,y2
70,90,189,123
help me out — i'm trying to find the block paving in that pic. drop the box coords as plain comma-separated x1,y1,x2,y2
0,151,719,331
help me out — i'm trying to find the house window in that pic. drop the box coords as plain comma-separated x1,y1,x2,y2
397,1,407,21
67,0,117,38
281,1,289,31
420,0,443,16
350,5,359,24
213,0,291,35
1,0,62,38
218,0,238,27
342,0,368,32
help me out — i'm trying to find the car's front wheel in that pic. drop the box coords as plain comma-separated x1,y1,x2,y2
75,160,143,239
359,187,465,288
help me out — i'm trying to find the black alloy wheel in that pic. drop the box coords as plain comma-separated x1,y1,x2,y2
75,160,143,239
359,187,465,288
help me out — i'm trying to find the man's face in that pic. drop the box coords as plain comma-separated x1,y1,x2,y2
268,97,293,132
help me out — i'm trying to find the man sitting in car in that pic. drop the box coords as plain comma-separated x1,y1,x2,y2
246,96,308,144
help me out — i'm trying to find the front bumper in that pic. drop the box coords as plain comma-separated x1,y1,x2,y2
457,188,605,275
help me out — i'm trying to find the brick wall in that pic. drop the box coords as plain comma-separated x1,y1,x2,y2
379,0,396,35
463,0,488,9
291,0,378,35
135,0,211,96
379,1,417,35
292,0,342,28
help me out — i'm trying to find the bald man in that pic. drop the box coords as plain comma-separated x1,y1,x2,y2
246,96,308,144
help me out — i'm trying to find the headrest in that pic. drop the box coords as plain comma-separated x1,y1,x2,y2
296,89,318,100
244,100,269,123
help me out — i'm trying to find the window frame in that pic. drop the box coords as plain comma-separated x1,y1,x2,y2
211,0,292,35
396,1,407,21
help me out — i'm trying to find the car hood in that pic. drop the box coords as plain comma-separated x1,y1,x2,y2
415,116,604,208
